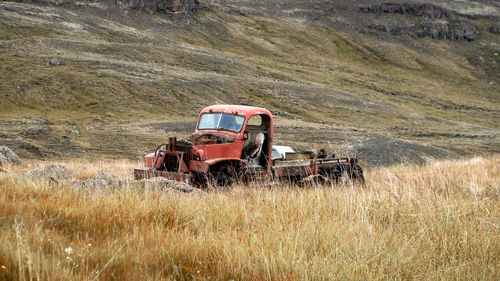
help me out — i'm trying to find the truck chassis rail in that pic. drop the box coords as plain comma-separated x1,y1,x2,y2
134,168,192,183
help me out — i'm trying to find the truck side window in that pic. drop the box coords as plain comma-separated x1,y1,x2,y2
247,115,262,127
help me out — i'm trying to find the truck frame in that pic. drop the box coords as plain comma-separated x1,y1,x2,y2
134,105,364,186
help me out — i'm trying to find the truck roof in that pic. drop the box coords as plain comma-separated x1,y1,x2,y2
200,105,272,119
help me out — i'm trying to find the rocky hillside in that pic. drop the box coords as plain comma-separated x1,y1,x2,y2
0,0,498,165
12,0,200,13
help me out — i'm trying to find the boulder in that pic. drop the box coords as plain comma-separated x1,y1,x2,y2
76,170,123,191
139,177,195,193
46,58,62,66
24,164,74,184
0,146,23,166
490,23,500,34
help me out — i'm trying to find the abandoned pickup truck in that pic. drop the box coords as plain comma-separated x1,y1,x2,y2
134,105,364,186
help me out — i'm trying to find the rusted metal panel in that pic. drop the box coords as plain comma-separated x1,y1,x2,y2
274,165,314,178
144,152,156,167
201,142,244,160
315,157,357,164
134,168,191,183
190,160,209,173
272,157,357,180
285,152,312,160
274,159,311,167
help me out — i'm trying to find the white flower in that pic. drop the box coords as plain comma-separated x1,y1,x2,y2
64,247,74,255
66,256,73,262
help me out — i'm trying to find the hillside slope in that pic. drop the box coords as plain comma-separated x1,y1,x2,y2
0,0,499,165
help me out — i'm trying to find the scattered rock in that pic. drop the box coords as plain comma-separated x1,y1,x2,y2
24,164,74,184
352,135,447,166
490,23,500,34
360,3,451,19
360,2,476,41
21,127,51,137
139,177,195,193
75,170,123,191
272,111,298,120
46,58,62,66
0,146,23,166
418,21,476,41
114,0,200,14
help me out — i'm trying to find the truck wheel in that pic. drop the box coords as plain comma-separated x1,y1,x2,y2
339,170,352,185
193,172,210,188
301,174,329,186
207,162,244,188
327,165,343,185
329,165,353,186
351,164,365,184
206,171,229,188
339,165,366,185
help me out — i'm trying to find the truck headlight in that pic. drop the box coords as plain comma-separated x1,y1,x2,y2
193,152,201,161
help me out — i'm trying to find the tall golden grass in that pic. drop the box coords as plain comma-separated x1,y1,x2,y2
0,156,498,280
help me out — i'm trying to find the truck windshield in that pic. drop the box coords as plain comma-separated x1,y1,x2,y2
198,113,245,133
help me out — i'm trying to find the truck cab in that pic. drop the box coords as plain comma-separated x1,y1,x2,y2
188,105,273,183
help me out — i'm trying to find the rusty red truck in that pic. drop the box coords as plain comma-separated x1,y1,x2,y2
134,105,364,186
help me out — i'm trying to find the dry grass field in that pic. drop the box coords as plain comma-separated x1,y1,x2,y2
0,155,498,280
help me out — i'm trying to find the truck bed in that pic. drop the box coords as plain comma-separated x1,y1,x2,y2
272,157,356,179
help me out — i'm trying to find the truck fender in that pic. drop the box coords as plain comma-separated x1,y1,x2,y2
189,158,247,174
205,158,247,169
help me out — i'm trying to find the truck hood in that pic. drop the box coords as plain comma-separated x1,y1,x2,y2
190,131,236,145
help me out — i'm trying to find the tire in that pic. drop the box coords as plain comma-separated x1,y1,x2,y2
207,162,245,188
324,165,344,185
339,169,351,185
329,164,364,186
350,164,365,184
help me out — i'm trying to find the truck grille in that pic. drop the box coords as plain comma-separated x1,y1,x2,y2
176,142,192,166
